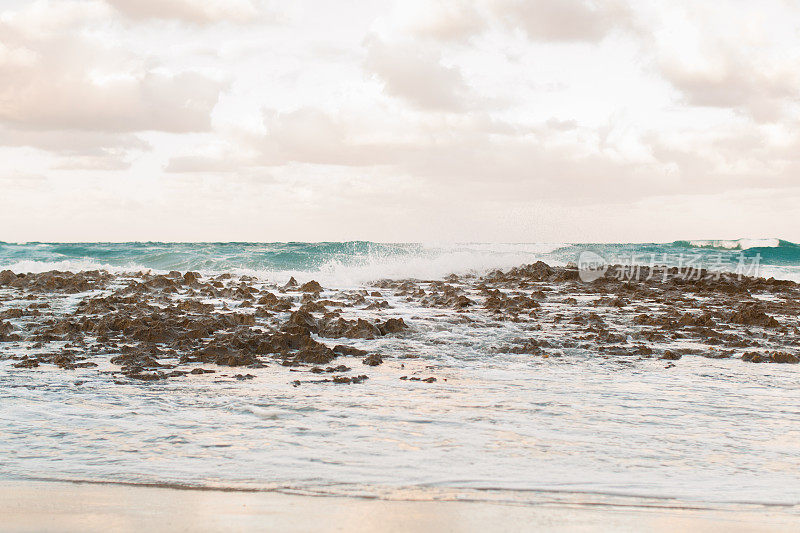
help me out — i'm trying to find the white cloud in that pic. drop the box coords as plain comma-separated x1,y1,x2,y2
395,0,487,42
363,35,481,112
0,4,225,134
491,0,634,42
104,0,259,24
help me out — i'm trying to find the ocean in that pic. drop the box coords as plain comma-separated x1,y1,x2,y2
1,239,799,513
2,239,800,286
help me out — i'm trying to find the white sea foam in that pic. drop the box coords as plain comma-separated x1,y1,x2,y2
0,259,152,275
688,238,782,250
243,243,568,288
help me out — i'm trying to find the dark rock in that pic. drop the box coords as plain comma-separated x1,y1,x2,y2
287,308,319,333
377,318,408,335
768,351,799,364
13,358,39,368
319,317,381,339
363,354,383,366
299,280,323,293
331,374,368,384
294,343,337,365
0,270,17,285
183,271,201,285
730,302,780,328
332,345,368,357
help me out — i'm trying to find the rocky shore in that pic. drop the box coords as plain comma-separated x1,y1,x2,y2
1,261,798,384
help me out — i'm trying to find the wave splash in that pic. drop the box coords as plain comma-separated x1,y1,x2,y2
0,242,565,287
676,238,797,250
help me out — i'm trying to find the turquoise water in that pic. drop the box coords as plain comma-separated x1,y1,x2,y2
1,239,799,285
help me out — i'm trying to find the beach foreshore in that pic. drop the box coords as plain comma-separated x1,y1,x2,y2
0,480,797,533
2,262,798,382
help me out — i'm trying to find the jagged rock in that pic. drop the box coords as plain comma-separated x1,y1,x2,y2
299,280,323,293
333,345,368,357
363,354,383,366
183,271,201,285
730,303,780,328
319,317,381,339
0,270,17,285
377,318,408,335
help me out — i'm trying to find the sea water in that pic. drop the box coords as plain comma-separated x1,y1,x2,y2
0,240,799,511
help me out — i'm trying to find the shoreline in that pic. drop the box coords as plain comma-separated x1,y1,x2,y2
1,479,798,532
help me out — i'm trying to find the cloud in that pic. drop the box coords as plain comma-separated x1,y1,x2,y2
363,36,479,112
660,51,798,123
170,106,674,202
0,6,225,134
104,0,259,24
397,1,488,42
651,2,800,122
492,0,633,43
0,128,149,170
166,155,244,173
0,171,47,190
0,128,148,154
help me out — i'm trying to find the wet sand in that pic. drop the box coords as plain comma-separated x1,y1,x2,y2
0,480,797,533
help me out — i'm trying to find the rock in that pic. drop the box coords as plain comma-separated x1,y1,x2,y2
311,365,351,373
284,277,298,288
286,308,319,334
744,351,800,364
660,350,682,360
730,302,780,328
742,352,764,363
452,295,474,308
319,317,382,339
377,318,408,335
362,354,383,366
0,308,23,319
299,280,323,293
294,344,337,365
768,351,799,364
183,271,201,285
0,270,17,285
332,345,368,357
331,374,368,384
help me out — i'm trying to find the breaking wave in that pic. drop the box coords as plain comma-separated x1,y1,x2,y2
0,242,566,288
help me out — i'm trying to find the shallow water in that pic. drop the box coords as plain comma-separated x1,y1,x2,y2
1,242,799,512
3,353,799,507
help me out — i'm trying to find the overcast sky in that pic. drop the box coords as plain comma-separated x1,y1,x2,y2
1,0,799,242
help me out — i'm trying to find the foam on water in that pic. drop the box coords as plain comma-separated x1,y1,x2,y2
685,238,783,250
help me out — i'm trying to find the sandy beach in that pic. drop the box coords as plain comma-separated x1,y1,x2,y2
0,480,797,533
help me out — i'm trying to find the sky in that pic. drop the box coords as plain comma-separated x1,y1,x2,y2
1,0,799,243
